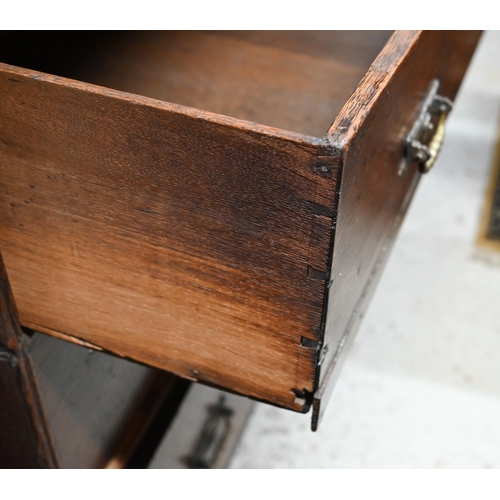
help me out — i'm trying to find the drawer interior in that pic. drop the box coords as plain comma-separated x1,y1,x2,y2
0,31,392,137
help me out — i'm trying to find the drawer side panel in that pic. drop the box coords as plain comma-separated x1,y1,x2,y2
0,66,337,411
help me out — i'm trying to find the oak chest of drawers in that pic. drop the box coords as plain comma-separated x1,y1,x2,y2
0,31,481,445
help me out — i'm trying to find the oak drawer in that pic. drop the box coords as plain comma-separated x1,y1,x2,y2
0,31,481,430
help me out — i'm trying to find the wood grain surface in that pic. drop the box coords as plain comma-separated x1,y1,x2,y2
0,60,338,412
312,30,482,428
0,31,391,138
2,244,189,468
0,31,481,426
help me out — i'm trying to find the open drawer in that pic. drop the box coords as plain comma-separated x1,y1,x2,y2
0,31,481,430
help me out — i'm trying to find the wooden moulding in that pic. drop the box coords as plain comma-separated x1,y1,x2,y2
0,31,482,430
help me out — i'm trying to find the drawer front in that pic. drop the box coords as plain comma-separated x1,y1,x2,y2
0,63,336,413
313,31,482,429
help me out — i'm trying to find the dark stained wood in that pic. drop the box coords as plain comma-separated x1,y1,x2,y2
0,354,54,467
0,253,57,468
0,31,391,137
312,172,421,430
211,31,393,67
0,62,337,412
3,239,207,468
0,31,482,430
312,31,482,429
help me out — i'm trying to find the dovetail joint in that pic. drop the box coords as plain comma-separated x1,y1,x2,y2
307,266,328,281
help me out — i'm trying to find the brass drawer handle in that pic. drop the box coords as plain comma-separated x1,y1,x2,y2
421,105,449,172
400,79,453,175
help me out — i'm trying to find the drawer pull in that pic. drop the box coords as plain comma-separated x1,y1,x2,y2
185,395,233,468
400,79,453,175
